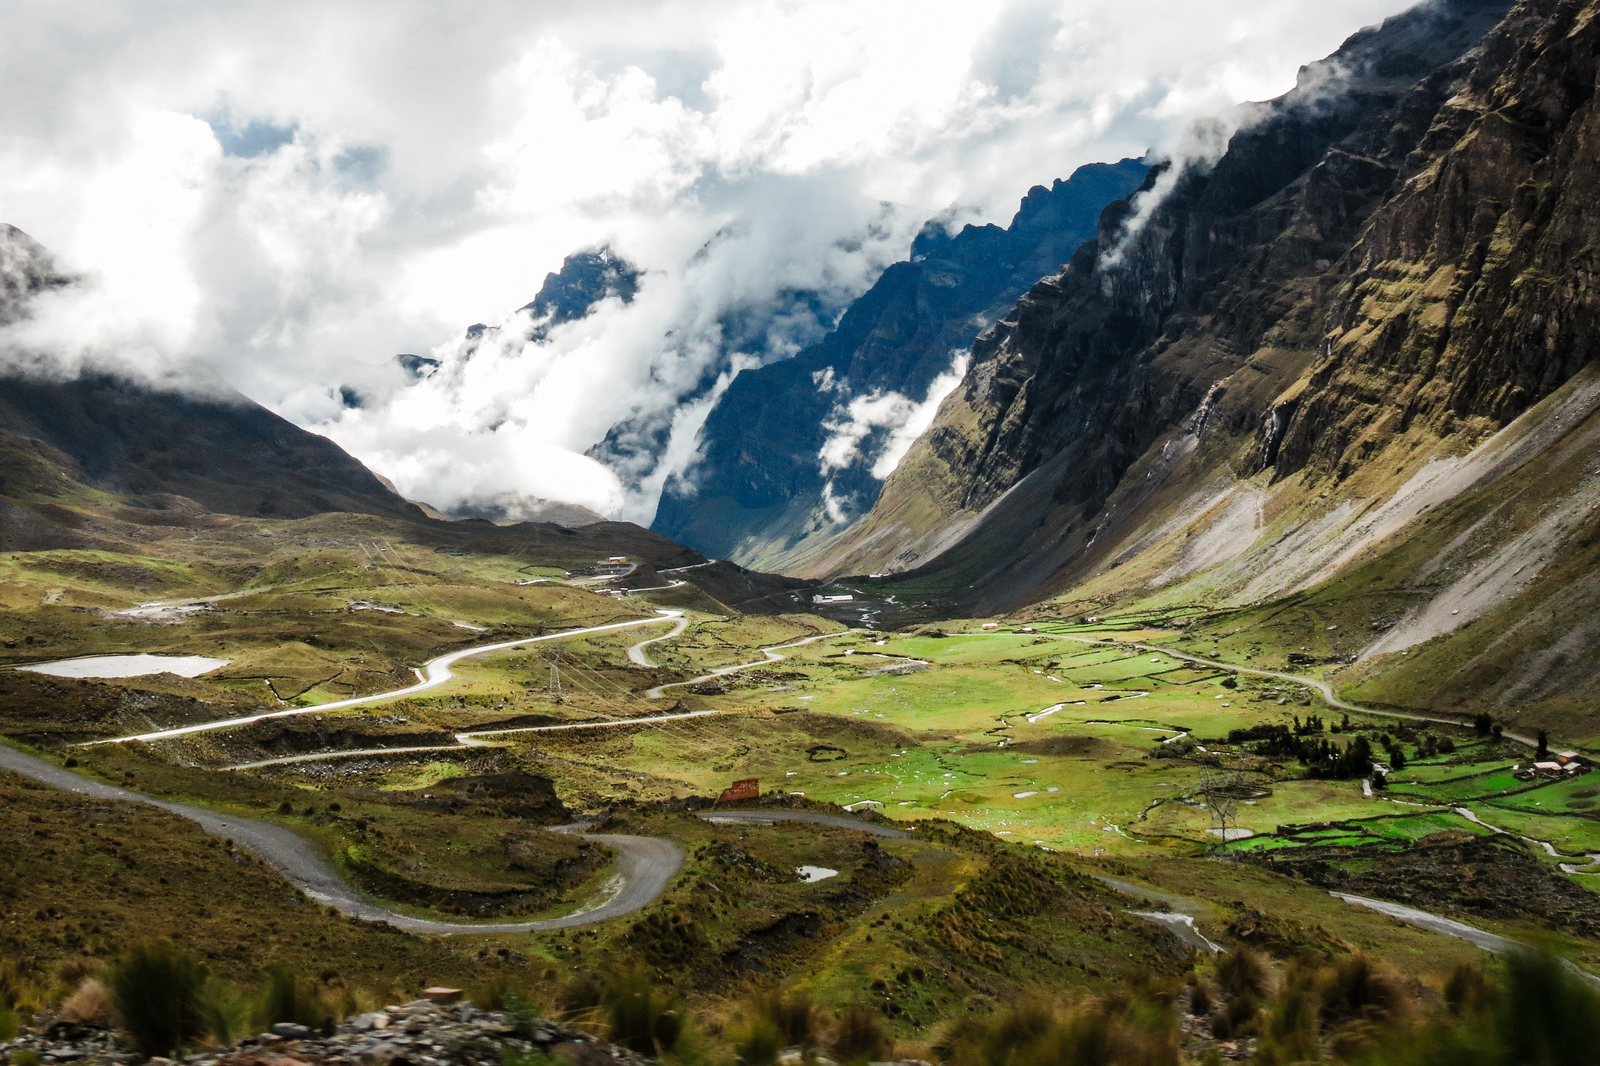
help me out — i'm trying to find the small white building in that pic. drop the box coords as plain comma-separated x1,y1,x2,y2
813,593,854,604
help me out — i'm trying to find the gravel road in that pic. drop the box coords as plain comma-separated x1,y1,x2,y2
87,612,686,746
645,630,850,699
1058,635,1565,755
627,611,689,666
695,809,909,838
0,743,680,935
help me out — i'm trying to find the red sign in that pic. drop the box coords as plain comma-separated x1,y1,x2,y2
717,778,759,804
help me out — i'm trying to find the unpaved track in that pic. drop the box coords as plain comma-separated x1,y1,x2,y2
1058,635,1563,755
628,612,689,666
0,742,680,934
1093,875,1222,953
0,744,905,934
85,612,686,747
226,709,724,771
645,629,852,700
1332,893,1599,988
696,809,909,838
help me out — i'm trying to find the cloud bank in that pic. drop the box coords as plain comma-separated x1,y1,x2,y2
0,0,1419,521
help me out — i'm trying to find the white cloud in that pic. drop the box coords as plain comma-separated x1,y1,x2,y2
817,349,970,478
0,0,1421,520
871,350,971,479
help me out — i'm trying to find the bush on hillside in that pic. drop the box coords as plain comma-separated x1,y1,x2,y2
108,940,208,1056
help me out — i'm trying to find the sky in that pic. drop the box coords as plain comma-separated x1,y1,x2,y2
0,0,1418,522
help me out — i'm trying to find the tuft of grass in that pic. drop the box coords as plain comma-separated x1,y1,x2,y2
108,940,208,1057
935,992,1176,1066
196,978,254,1046
598,969,683,1057
58,978,115,1028
560,969,684,1058
734,989,819,1060
832,1004,888,1065
732,1013,784,1065
257,963,330,1030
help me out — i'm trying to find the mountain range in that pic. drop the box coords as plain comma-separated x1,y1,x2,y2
5,0,1598,733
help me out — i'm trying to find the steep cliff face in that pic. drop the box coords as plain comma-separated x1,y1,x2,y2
823,0,1600,735
820,0,1521,592
1276,0,1600,481
649,159,1148,566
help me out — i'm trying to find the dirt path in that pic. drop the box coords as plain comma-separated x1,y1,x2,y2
645,629,852,700
695,809,909,838
0,745,908,933
1057,635,1564,756
224,708,725,771
83,612,686,746
1092,874,1222,952
627,611,689,666
0,742,681,934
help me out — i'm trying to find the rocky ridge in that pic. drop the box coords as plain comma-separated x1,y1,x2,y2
810,0,1600,732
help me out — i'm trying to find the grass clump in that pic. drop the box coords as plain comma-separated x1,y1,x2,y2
562,969,683,1058
733,990,819,1063
257,963,329,1030
830,1004,887,1065
935,991,1176,1066
107,940,208,1057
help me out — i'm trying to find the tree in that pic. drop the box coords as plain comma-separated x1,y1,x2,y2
1474,713,1493,736
1537,730,1550,760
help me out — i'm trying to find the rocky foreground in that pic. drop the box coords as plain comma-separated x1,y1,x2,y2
2,999,651,1066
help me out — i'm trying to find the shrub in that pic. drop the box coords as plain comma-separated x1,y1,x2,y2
59,978,115,1028
1214,949,1266,1000
936,993,1175,1066
0,1005,16,1043
593,969,682,1057
832,1004,887,1065
196,979,252,1046
108,940,208,1056
257,963,326,1029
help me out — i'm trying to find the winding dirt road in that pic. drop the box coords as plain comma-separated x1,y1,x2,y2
1058,635,1564,755
627,612,690,666
644,629,851,700
0,743,917,935
226,708,723,771
0,741,682,934
695,809,909,838
85,611,687,747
